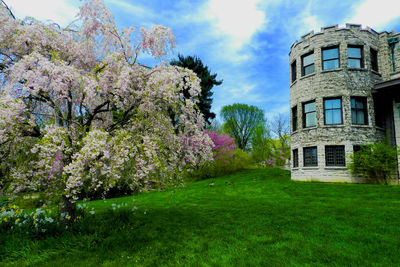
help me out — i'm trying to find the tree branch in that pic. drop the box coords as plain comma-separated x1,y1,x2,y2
1,0,16,20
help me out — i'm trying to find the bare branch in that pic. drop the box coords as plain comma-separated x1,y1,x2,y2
1,0,16,20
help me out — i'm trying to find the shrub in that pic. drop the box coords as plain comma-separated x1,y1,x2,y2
189,148,252,180
348,141,398,184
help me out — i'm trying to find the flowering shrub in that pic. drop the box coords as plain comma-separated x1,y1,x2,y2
206,130,236,161
0,0,212,220
265,159,275,167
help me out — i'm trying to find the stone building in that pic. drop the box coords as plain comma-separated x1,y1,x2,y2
289,24,400,183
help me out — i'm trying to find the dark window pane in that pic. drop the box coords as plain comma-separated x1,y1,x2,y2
325,110,342,124
304,102,315,112
324,98,342,125
323,48,338,60
304,147,318,166
323,60,339,70
325,99,341,109
351,97,368,125
348,47,361,58
303,101,316,128
293,149,299,168
304,65,314,75
348,59,361,68
357,111,364,124
291,61,297,82
351,110,357,123
325,146,345,166
305,113,316,127
371,49,378,71
303,53,314,66
292,106,297,131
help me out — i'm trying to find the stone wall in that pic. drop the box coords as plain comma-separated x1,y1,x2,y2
289,24,398,182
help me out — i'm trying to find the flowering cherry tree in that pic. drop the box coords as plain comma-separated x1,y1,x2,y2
0,0,212,221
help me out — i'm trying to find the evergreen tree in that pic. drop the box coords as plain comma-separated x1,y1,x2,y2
170,54,222,123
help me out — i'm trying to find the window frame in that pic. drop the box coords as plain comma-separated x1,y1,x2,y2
348,45,364,68
370,48,378,72
292,105,298,132
303,146,318,167
303,100,316,128
322,46,340,70
293,149,299,168
325,145,346,166
351,96,368,125
323,97,343,125
291,60,297,83
301,51,315,76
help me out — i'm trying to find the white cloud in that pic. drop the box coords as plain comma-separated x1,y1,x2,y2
105,0,154,19
8,0,78,27
205,0,267,49
191,0,269,65
265,103,289,121
347,0,400,30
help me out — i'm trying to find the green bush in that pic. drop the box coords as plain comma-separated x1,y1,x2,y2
348,141,398,184
188,148,252,180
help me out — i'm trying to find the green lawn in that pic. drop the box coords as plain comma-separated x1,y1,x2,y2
2,168,400,266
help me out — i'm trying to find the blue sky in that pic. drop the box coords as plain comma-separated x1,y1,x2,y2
7,0,400,122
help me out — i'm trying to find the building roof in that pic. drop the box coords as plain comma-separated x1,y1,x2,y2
373,77,400,91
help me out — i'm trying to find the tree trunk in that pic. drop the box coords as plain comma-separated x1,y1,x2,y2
60,195,76,225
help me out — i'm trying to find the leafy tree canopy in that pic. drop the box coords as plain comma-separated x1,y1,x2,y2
221,103,265,150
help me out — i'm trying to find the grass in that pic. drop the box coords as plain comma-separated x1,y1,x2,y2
1,168,400,266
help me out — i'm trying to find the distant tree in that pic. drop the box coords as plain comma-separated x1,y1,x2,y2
221,104,265,150
251,123,273,163
206,118,223,133
269,114,290,166
270,114,290,140
170,54,222,124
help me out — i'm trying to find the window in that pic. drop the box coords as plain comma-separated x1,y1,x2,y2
303,101,316,128
325,145,345,166
324,98,342,125
370,48,378,72
302,52,314,76
293,149,299,168
303,147,317,166
322,46,339,70
351,97,368,125
292,106,298,132
348,45,364,68
291,60,297,82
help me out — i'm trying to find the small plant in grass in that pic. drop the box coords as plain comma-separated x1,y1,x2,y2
348,140,399,184
0,203,100,237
